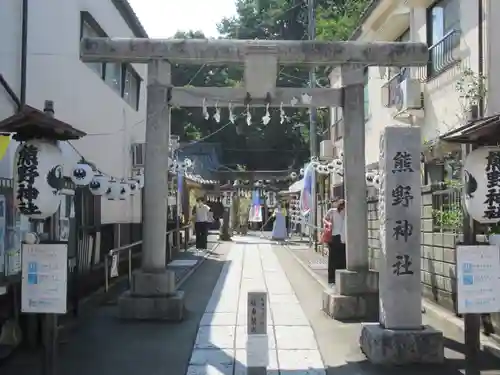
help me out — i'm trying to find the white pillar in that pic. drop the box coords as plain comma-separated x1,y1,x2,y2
142,60,171,271
341,66,369,271
378,126,422,329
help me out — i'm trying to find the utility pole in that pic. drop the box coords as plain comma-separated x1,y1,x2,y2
308,0,318,250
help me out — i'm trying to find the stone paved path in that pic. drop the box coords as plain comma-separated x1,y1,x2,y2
186,235,325,375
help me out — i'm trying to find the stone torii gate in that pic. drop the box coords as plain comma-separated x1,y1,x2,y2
80,39,427,329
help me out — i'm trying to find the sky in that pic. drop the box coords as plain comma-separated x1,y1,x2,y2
128,0,237,38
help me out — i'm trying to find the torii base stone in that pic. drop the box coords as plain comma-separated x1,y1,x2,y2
118,271,185,321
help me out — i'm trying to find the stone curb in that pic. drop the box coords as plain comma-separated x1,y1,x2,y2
282,244,500,360
57,241,220,340
422,300,500,359
282,244,330,290
176,242,221,289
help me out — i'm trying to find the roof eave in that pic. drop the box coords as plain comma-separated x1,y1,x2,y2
111,0,148,38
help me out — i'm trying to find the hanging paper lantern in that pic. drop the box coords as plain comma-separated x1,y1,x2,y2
184,158,193,169
464,147,500,224
332,158,343,168
70,163,94,186
318,165,329,175
13,139,64,219
326,163,337,173
119,181,129,200
89,174,110,196
134,173,144,188
128,179,139,195
106,180,121,200
365,172,376,187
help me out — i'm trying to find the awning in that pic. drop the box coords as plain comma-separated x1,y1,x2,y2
440,114,500,145
288,179,303,193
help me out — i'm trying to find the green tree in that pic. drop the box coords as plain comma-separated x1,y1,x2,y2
315,0,371,41
171,0,370,170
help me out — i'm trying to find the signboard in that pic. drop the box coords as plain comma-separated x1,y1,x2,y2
21,243,68,314
110,253,119,278
456,245,500,314
378,126,422,329
247,291,267,335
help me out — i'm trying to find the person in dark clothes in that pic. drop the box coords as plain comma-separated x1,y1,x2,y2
192,197,211,250
323,199,346,285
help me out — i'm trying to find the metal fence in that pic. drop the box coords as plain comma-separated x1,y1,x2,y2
431,184,463,233
103,225,191,292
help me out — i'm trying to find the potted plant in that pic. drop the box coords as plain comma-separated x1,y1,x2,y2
433,203,463,232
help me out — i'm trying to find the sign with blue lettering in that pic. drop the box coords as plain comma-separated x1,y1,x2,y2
21,243,68,314
456,245,500,313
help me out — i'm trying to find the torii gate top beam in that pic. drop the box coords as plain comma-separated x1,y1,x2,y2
80,38,429,67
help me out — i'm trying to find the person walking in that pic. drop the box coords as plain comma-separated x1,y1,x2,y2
192,197,211,251
323,199,346,285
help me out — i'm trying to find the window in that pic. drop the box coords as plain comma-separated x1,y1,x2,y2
387,29,411,83
363,68,369,121
331,107,343,140
105,63,122,94
131,143,145,167
80,12,105,78
429,0,460,42
123,66,141,110
79,11,142,110
427,0,460,76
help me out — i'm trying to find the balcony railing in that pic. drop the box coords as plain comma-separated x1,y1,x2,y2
419,29,461,80
382,68,409,108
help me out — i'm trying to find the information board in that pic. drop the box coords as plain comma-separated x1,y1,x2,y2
456,245,500,314
21,243,68,314
247,291,267,335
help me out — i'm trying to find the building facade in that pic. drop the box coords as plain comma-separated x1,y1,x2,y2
326,0,500,331
328,0,492,184
0,0,147,224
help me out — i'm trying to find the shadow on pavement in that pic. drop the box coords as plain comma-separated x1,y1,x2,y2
273,243,500,375
1,244,232,375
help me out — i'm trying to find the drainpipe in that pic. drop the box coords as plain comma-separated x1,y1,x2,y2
0,74,21,110
20,0,28,107
477,0,484,118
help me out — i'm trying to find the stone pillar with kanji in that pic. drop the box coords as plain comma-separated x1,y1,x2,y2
360,126,444,365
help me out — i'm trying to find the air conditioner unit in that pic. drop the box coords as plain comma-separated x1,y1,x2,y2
381,76,423,117
131,143,145,167
320,140,334,159
394,78,423,113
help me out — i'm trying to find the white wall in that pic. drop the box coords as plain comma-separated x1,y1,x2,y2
412,0,481,143
330,0,486,167
0,0,147,224
0,0,21,135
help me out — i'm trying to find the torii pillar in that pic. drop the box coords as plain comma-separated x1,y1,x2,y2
80,39,434,337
